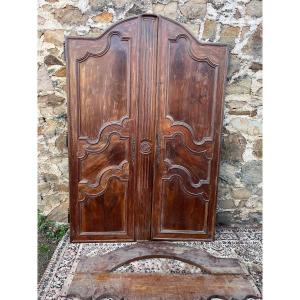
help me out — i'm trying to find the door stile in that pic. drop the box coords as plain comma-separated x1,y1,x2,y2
151,16,163,240
150,15,162,240
134,15,159,240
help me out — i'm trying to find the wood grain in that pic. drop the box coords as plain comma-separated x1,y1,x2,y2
68,273,261,300
151,16,228,241
134,16,158,240
65,14,228,242
66,17,139,242
76,242,246,274
67,243,261,299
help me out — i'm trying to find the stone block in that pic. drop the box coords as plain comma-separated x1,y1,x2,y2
179,0,207,19
54,5,88,25
231,187,251,200
242,24,262,60
47,200,69,223
39,94,65,107
245,0,262,18
221,132,246,163
54,67,66,77
38,66,53,92
153,2,178,19
126,3,151,16
44,55,64,66
219,162,239,185
226,76,252,94
253,139,262,158
240,160,262,185
202,19,217,41
250,62,262,71
112,0,129,8
55,133,67,153
43,30,65,46
229,117,262,136
218,198,235,209
93,12,113,23
89,0,107,11
227,55,241,78
208,0,225,9
219,25,240,48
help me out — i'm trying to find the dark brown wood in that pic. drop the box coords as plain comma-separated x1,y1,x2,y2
152,17,228,241
67,243,261,299
66,14,228,242
134,16,158,240
66,17,139,242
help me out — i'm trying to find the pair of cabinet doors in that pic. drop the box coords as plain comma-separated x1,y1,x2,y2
66,14,228,242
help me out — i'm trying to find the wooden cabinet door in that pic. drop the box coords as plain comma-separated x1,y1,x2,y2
151,17,228,240
66,18,139,242
66,14,228,242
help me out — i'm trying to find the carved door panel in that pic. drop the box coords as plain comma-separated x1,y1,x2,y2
66,18,139,242
66,14,228,242
151,18,228,240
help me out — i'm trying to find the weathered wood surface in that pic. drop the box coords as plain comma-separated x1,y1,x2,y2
67,242,261,299
77,242,246,274
68,273,261,300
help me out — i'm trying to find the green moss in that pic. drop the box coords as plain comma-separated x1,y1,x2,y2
38,210,68,241
38,210,69,281
39,244,50,254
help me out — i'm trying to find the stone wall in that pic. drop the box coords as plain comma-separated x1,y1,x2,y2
38,0,262,224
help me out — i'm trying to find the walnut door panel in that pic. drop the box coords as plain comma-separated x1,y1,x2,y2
66,18,139,241
66,15,228,242
151,18,228,240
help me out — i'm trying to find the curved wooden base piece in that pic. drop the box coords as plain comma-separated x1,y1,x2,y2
67,242,261,300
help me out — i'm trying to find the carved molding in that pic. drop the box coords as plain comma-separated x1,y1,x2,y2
164,159,211,189
78,116,130,145
162,133,212,189
79,160,128,188
165,34,219,145
164,132,213,157
168,34,219,68
79,175,129,236
161,175,209,201
76,31,132,140
78,161,129,201
66,14,229,241
140,140,152,155
165,116,215,146
76,31,131,63
159,176,209,234
77,131,128,159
